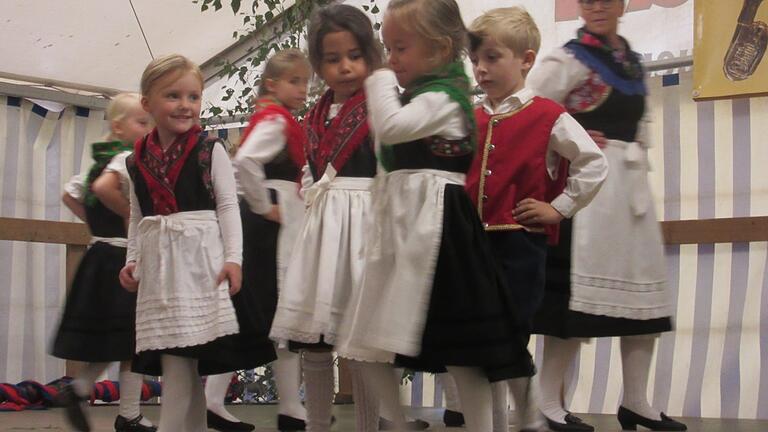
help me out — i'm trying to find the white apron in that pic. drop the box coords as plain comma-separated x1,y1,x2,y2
269,166,373,345
570,139,673,320
134,210,239,352
339,169,465,360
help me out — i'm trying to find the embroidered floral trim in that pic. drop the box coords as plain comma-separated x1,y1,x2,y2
426,136,473,157
565,71,613,114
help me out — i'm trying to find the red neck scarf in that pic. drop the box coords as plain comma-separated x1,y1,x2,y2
240,97,306,167
133,124,203,215
303,88,370,178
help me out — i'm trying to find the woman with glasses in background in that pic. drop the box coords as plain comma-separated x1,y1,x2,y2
527,0,687,430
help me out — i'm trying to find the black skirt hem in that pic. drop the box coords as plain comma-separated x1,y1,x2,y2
51,242,137,362
409,185,534,381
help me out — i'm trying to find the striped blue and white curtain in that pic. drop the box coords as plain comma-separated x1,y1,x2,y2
0,95,107,384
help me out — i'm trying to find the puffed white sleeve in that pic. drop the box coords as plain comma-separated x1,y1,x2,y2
233,116,287,214
211,143,243,265
104,151,132,200
364,69,467,143
64,173,87,203
547,112,608,218
527,47,591,105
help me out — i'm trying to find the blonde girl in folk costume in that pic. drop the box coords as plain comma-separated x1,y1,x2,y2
53,93,155,432
267,4,387,431
119,54,276,431
338,0,534,430
203,48,312,432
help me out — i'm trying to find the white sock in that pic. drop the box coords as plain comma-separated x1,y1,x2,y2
538,336,581,423
73,362,109,397
439,372,462,412
446,366,493,432
620,334,662,420
302,351,334,432
118,361,153,426
508,377,544,430
185,367,208,432
273,348,307,420
348,360,380,432
491,380,509,432
358,362,405,430
204,372,241,423
158,355,200,432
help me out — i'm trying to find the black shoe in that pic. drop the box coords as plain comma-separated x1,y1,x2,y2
277,413,306,431
57,384,91,432
545,413,595,432
379,417,430,430
617,406,687,431
443,409,465,427
114,414,157,432
207,409,255,431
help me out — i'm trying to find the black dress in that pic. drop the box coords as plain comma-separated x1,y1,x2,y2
240,149,301,346
128,137,276,376
388,138,535,381
51,161,137,362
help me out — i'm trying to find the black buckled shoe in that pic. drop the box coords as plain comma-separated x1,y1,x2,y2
617,406,687,431
379,417,430,430
277,413,306,431
443,409,465,427
114,414,157,432
207,409,255,431
57,384,91,432
545,413,595,432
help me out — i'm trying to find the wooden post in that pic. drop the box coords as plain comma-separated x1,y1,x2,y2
64,244,88,377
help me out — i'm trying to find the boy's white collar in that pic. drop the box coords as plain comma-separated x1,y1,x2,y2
482,88,534,115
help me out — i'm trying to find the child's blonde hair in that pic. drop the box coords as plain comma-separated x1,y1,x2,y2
140,54,203,96
387,0,467,64
258,48,311,96
104,92,142,141
468,7,541,57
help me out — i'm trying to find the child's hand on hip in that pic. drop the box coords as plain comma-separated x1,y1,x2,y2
218,262,242,296
586,129,607,148
263,205,281,223
514,198,564,225
119,262,139,292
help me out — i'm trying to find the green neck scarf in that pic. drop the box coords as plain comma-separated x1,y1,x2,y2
380,61,476,171
83,140,133,207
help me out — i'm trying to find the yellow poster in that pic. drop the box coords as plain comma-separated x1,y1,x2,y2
693,0,768,100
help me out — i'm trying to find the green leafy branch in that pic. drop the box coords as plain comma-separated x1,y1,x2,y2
197,0,381,124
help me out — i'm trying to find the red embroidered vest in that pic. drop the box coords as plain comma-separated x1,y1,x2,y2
466,96,568,243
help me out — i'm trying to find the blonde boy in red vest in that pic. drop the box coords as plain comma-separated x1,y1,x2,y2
465,7,608,432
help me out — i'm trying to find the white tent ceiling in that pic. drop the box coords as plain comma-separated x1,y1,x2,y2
0,0,246,93
2,0,693,113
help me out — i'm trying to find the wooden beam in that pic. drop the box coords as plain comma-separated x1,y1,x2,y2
661,216,768,245
0,71,121,103
0,217,90,245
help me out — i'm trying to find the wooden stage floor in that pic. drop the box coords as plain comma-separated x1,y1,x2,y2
1,404,765,431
